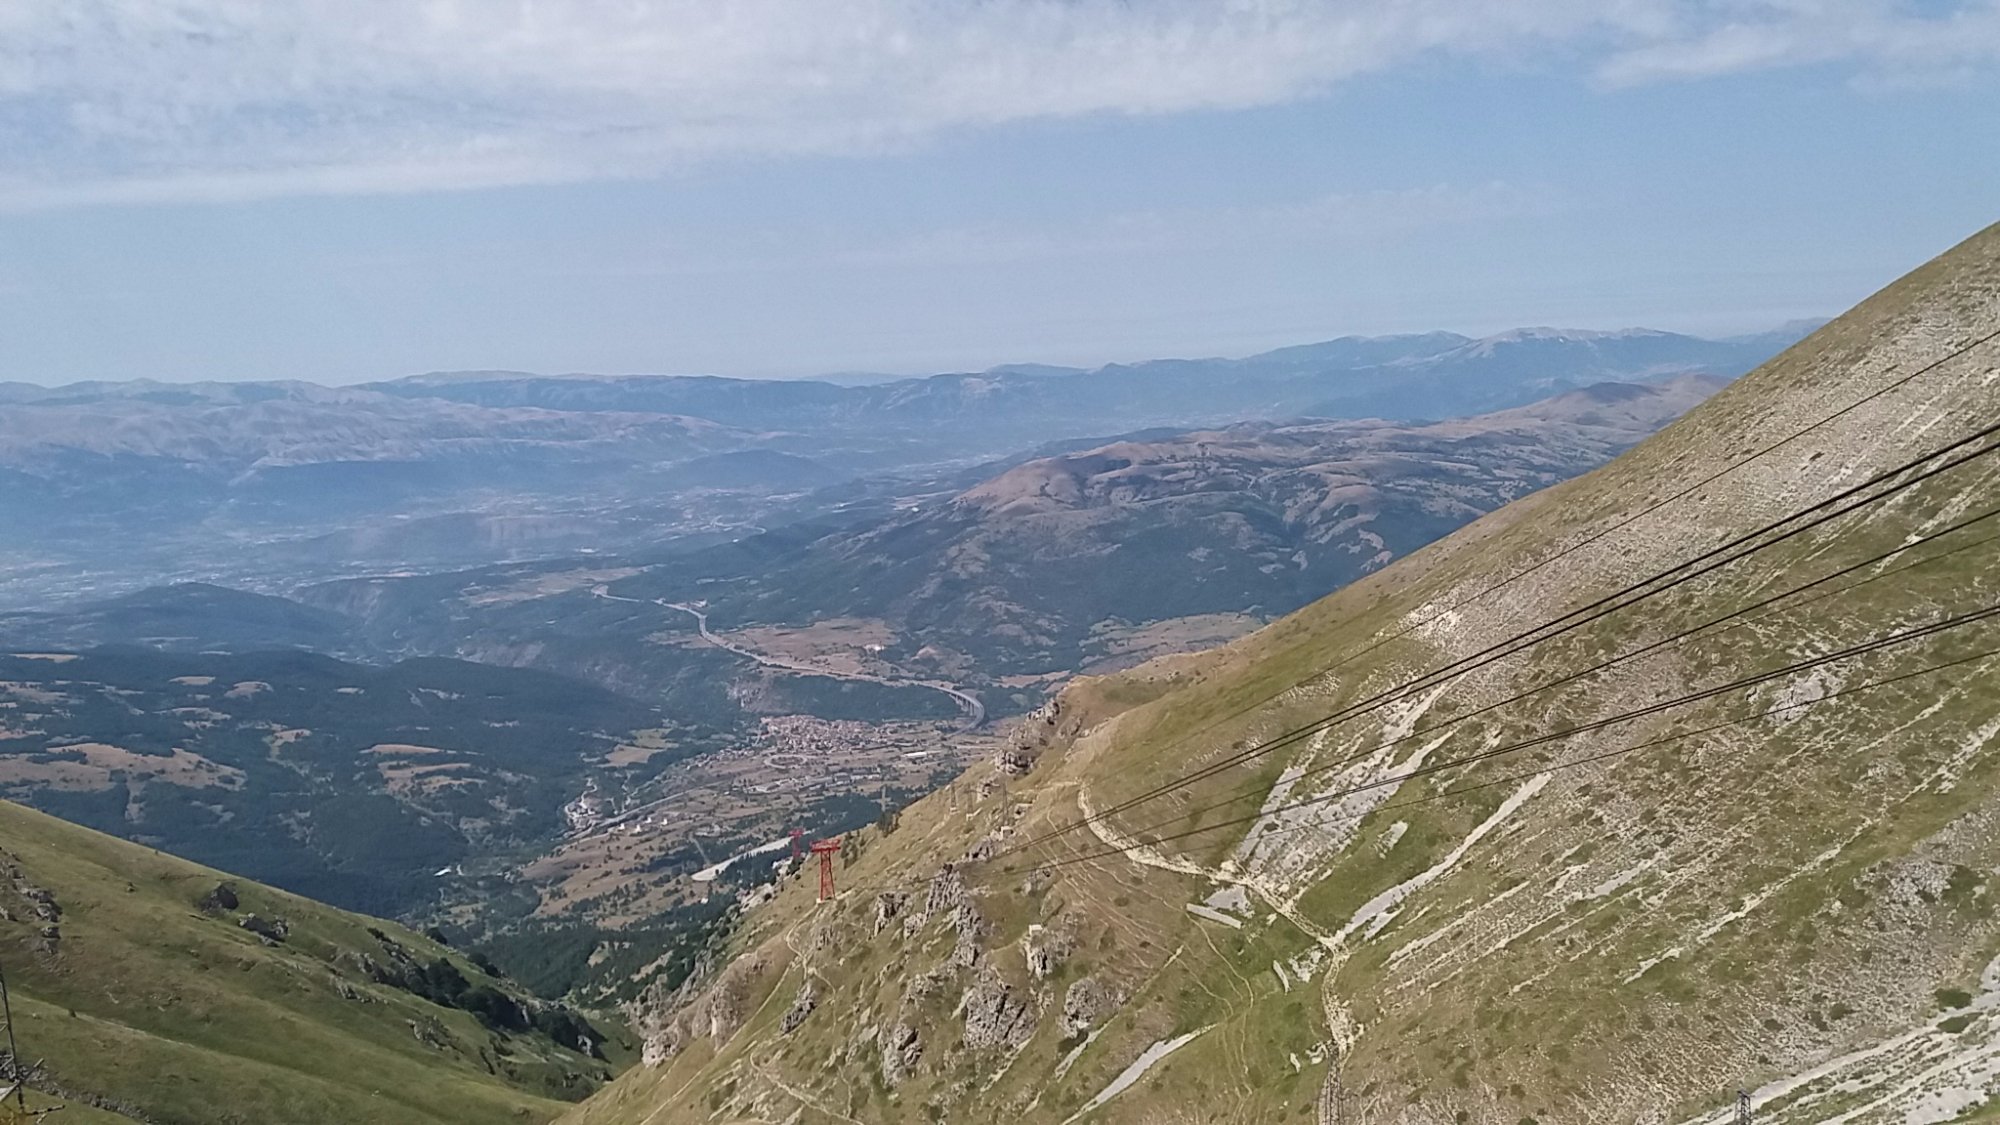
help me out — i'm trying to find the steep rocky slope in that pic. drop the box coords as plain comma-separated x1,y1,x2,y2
0,801,619,1124
565,222,2000,1125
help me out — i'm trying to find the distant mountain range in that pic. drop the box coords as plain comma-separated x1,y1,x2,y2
0,322,1816,608
0,378,1717,724
605,375,1729,679
372,324,1804,438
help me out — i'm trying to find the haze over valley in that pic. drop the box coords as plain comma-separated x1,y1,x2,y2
0,330,1762,964
1,4,1996,1122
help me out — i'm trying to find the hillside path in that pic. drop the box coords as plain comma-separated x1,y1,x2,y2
1075,783,1339,952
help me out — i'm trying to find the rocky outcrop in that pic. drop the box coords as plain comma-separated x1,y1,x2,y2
873,891,906,935
639,955,767,1066
197,882,240,913
238,913,289,944
365,927,420,969
780,981,817,1035
997,698,1065,776
960,970,1035,1051
903,966,953,1004
926,865,965,914
882,1021,923,1086
1,852,64,956
1061,977,1111,1038
1025,922,1076,980
950,902,986,970
408,1014,456,1051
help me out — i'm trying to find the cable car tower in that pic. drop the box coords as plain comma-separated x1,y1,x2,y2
809,838,843,902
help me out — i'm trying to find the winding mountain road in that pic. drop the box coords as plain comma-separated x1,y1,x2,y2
590,587,985,728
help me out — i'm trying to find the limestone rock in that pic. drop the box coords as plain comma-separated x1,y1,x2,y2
961,970,1035,1051
408,1014,455,1050
1062,977,1111,1038
882,1021,922,1086
997,697,1067,776
1026,925,1076,980
926,865,965,914
22,885,60,923
873,891,906,936
904,966,953,1003
951,902,986,970
639,954,765,1066
776,976,816,1032
780,981,817,1035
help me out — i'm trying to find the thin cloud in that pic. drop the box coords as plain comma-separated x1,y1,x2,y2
1596,0,2000,84
0,1,1993,209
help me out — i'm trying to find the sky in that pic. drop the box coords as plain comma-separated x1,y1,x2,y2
0,2,1996,384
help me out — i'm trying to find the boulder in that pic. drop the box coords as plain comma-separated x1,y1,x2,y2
197,882,240,914
239,913,289,943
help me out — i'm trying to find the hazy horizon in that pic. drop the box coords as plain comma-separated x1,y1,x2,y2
1,3,1993,386
0,313,1833,389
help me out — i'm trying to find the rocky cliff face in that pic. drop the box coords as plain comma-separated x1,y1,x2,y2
560,222,2000,1124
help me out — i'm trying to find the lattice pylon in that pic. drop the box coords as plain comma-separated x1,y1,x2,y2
810,838,842,902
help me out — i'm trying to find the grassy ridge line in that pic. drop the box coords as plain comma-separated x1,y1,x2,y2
0,800,610,1125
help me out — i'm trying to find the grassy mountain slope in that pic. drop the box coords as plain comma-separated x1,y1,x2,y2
0,800,622,1124
566,223,2000,1125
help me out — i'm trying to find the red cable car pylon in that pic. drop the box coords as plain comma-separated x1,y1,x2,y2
809,837,843,902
